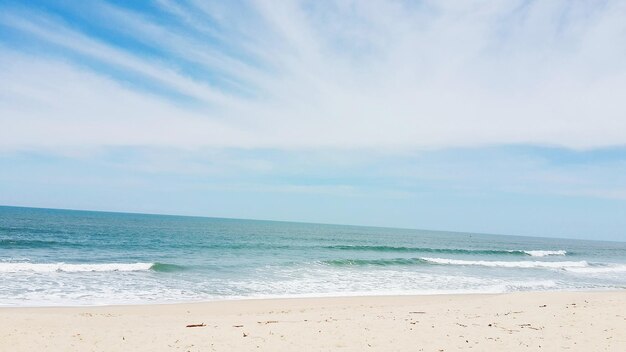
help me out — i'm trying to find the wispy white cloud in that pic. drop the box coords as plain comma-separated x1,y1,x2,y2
0,12,234,105
1,0,626,152
0,52,251,150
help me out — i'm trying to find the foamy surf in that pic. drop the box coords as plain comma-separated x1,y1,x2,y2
421,257,588,269
2,206,625,306
523,250,567,257
0,262,155,273
564,265,626,274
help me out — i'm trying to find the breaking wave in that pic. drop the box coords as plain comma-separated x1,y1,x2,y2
0,262,183,273
322,257,588,269
421,257,587,269
522,250,567,257
323,245,567,257
322,258,427,266
564,265,626,274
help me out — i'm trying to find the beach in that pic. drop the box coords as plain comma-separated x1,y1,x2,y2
3,0,626,350
2,208,625,350
1,290,624,351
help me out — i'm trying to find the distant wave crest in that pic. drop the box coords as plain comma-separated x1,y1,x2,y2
321,256,626,274
0,239,81,248
326,245,523,255
322,257,588,269
0,262,168,273
322,258,427,266
421,257,587,269
324,245,567,257
522,250,567,257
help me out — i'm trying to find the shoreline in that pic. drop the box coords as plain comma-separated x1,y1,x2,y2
1,287,624,309
1,290,625,351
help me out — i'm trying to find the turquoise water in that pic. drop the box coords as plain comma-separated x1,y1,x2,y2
1,206,625,306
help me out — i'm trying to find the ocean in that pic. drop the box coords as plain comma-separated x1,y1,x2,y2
1,206,625,306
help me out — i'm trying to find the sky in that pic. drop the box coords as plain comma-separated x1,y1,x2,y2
1,0,625,241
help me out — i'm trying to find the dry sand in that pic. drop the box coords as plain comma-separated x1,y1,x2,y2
1,291,625,351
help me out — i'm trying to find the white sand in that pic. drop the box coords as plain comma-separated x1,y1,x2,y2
1,291,625,351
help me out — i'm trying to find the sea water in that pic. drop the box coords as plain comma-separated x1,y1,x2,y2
1,206,625,306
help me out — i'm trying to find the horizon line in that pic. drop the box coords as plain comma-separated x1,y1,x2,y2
1,203,622,244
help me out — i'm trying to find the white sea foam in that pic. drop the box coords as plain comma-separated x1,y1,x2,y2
421,257,588,269
564,265,626,274
0,262,154,273
0,257,31,263
523,250,567,257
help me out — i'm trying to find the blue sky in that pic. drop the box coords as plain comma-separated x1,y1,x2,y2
1,0,625,241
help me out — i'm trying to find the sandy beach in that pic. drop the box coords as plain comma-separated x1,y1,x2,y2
0,290,624,351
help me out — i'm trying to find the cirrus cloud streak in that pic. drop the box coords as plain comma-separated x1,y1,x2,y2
1,0,626,151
